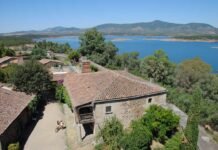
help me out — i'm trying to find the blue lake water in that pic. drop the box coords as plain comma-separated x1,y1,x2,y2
42,36,218,72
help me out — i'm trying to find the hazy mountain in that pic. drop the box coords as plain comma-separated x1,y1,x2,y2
1,20,218,36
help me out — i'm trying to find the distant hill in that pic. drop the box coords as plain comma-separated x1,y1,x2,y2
1,20,218,36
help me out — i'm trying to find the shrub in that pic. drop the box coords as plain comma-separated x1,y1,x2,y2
8,142,19,150
68,51,80,62
120,120,152,150
55,84,72,108
140,105,180,143
164,132,182,150
91,65,98,72
96,116,124,150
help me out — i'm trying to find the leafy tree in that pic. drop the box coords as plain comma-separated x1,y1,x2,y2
175,58,211,91
31,48,47,60
120,120,152,150
0,43,15,57
141,50,175,86
68,50,80,62
78,28,118,66
1,64,20,83
4,48,15,56
96,116,124,150
140,105,179,143
199,74,218,102
181,88,201,150
109,52,141,73
11,60,52,94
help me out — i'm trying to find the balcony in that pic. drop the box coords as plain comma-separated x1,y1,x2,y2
79,113,94,124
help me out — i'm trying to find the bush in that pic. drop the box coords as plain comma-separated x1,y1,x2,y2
120,120,152,150
28,95,40,113
164,132,182,150
96,116,124,150
68,51,80,62
8,142,19,150
91,65,98,72
140,105,180,143
55,84,72,108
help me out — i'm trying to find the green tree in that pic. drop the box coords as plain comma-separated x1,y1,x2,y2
31,48,47,60
181,88,201,150
175,58,211,91
109,52,140,73
141,50,175,86
96,116,124,150
78,28,118,66
11,60,52,94
68,50,80,62
140,105,179,143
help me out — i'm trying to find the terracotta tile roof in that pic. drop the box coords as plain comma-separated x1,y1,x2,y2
0,87,34,134
64,70,166,107
39,59,63,65
0,56,14,64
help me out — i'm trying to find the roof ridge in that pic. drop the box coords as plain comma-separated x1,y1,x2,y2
112,71,165,90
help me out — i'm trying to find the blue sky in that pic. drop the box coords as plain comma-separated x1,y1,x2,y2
0,0,218,33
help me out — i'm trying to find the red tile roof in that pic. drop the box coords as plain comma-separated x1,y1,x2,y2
0,87,34,134
64,70,166,107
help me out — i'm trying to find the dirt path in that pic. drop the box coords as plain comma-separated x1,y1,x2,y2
24,103,67,150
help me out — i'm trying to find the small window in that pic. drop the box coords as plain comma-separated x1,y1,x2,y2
148,98,152,103
105,106,112,114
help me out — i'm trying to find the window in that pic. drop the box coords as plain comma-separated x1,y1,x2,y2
105,106,112,114
148,98,152,103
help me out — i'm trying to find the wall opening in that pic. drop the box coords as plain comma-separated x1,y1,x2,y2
82,123,94,140
148,98,152,103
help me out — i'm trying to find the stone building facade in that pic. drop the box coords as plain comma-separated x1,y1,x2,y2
63,69,167,140
0,85,33,150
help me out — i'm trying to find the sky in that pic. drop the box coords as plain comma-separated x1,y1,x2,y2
0,0,218,33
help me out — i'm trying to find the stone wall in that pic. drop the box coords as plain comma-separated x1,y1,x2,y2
93,93,166,134
0,107,31,150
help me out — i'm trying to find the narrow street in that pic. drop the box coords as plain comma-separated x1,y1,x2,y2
24,103,67,150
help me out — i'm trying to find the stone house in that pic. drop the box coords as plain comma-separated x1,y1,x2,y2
63,70,167,140
0,85,34,150
0,56,23,68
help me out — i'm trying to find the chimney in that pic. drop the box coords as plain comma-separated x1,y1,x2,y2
81,60,91,73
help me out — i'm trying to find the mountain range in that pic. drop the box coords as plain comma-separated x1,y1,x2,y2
2,20,218,36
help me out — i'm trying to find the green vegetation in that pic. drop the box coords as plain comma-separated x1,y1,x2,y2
141,49,175,86
90,64,98,72
55,84,72,108
140,105,179,143
78,28,118,66
0,43,15,57
78,29,218,134
10,60,52,94
0,64,20,83
35,40,72,53
68,50,80,63
96,106,179,150
181,89,201,150
31,48,47,59
120,121,152,150
96,116,124,150
0,36,32,46
7,142,19,150
165,132,183,150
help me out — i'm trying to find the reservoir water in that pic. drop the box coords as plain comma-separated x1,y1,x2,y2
42,35,218,72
